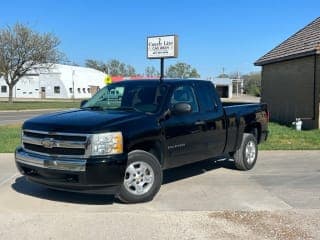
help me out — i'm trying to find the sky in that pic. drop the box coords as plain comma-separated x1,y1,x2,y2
1,0,320,78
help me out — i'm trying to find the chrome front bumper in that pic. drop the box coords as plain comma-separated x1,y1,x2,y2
15,148,86,172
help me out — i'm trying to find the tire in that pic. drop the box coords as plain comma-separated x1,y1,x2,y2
118,150,162,203
233,133,258,171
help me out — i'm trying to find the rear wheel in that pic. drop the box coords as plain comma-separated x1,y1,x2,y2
118,150,162,203
233,133,258,170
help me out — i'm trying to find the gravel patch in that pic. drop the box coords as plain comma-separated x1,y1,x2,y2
209,210,319,240
0,211,319,240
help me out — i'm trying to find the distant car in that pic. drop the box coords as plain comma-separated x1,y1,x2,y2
15,79,269,203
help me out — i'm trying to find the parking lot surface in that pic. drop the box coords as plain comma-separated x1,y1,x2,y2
0,151,319,239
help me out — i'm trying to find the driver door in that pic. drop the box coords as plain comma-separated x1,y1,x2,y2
162,83,207,168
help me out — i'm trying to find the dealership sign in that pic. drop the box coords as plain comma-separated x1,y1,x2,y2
147,35,178,59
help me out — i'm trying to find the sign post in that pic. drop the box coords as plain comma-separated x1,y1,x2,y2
147,35,178,81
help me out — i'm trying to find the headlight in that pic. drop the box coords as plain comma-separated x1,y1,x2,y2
90,132,123,156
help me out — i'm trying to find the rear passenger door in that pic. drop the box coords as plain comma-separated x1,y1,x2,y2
163,83,207,168
195,82,226,157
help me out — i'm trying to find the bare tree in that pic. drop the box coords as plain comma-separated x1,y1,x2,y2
85,59,108,73
145,66,159,77
85,59,136,76
106,59,126,76
125,64,136,76
0,23,63,103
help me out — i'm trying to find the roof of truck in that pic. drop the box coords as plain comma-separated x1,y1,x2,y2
116,79,211,84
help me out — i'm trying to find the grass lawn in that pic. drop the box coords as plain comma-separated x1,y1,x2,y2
259,122,320,150
0,122,319,153
0,101,81,111
0,124,21,153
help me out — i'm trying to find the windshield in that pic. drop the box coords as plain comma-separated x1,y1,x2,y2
82,81,168,113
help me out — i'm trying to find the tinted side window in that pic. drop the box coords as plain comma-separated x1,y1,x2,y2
197,82,218,112
171,85,199,112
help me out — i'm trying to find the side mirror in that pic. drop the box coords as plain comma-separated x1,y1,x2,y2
172,102,192,115
80,99,88,108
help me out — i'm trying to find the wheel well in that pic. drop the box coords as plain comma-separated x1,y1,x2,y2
129,141,163,166
244,123,261,143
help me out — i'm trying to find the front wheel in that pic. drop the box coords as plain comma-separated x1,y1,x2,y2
233,133,258,170
118,150,162,203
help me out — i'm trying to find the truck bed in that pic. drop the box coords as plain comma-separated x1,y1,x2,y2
222,102,268,154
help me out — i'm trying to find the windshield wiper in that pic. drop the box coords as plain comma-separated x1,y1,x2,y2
82,106,104,111
114,107,139,112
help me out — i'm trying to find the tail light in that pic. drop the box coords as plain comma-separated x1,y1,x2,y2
266,110,270,122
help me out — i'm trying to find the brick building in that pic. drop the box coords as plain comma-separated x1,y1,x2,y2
255,17,320,129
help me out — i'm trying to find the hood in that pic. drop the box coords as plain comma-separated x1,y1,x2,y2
22,108,147,133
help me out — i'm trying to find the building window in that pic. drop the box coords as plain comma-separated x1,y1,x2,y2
83,88,86,93
1,86,7,93
78,88,81,93
54,86,60,94
69,88,73,93
87,88,91,93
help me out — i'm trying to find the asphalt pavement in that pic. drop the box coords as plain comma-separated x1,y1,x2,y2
0,109,60,125
0,151,319,239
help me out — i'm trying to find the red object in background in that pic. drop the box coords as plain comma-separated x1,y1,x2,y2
110,76,159,83
110,76,124,83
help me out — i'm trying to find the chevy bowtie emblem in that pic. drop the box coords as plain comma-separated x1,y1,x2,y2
41,138,57,149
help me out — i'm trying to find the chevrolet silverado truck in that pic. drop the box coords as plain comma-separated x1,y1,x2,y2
15,79,268,203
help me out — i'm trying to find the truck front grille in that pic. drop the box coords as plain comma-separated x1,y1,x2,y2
23,131,87,142
22,130,89,157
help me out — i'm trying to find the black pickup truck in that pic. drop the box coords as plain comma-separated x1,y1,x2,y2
15,79,268,203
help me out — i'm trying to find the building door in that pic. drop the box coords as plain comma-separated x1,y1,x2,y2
40,87,46,99
215,85,229,98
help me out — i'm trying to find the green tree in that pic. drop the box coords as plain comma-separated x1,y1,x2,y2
166,62,200,78
0,23,63,103
145,66,159,77
242,72,261,96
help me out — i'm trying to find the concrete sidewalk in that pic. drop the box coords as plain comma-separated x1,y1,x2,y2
1,151,320,211
0,151,319,239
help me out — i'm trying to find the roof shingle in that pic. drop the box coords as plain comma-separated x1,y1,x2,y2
255,17,320,66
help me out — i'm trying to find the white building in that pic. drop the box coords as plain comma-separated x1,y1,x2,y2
207,78,233,98
0,64,107,99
